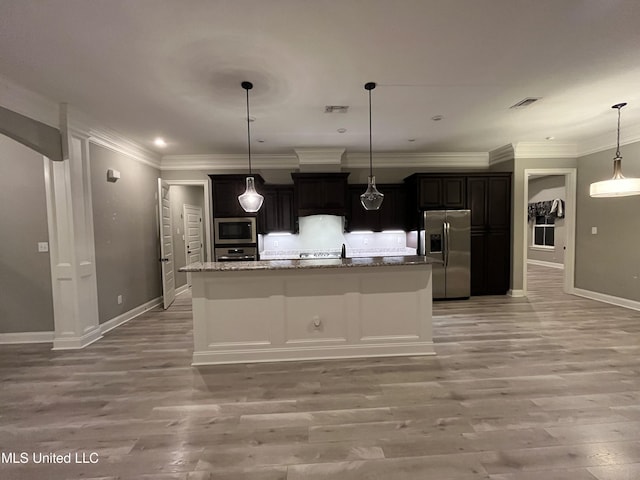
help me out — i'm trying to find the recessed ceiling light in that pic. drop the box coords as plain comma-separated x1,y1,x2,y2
248,116,255,122
408,138,416,142
257,139,265,143
154,137,167,147
337,128,347,133
431,115,443,121
546,136,555,140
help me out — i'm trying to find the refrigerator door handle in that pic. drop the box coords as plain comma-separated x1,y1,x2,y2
444,221,450,268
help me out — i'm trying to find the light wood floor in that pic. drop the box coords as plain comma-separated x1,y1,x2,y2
1,265,640,480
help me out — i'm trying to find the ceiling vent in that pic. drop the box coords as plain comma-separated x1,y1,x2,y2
510,97,541,109
324,105,349,113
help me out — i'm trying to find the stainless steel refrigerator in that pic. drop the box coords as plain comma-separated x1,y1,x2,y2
419,210,471,299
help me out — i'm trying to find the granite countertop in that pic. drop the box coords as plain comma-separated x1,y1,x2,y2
180,255,439,272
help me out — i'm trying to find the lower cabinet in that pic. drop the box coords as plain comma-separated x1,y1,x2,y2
470,229,510,295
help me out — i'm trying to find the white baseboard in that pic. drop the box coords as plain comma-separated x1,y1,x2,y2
100,296,163,335
192,341,436,366
53,326,103,350
0,331,54,344
527,259,564,269
572,288,640,312
508,289,525,297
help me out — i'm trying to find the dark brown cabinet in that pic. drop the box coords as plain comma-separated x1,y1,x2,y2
259,185,295,233
405,174,466,211
209,174,265,218
347,184,406,232
291,172,349,217
467,175,511,295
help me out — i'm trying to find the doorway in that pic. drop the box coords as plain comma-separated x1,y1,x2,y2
523,168,576,296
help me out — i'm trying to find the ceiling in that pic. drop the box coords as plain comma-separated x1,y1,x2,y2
2,0,640,157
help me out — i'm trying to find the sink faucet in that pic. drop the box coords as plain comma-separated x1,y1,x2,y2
341,243,346,259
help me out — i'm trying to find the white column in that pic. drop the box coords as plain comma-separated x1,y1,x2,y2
44,105,101,349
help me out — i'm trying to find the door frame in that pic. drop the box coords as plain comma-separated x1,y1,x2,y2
164,179,212,263
522,168,577,296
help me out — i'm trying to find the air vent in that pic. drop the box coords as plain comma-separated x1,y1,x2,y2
324,105,349,113
510,97,541,109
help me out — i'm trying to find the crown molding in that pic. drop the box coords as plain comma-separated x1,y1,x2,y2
344,152,489,169
577,121,640,157
65,106,161,169
161,153,299,171
295,148,345,166
0,74,59,128
513,142,577,159
489,144,514,166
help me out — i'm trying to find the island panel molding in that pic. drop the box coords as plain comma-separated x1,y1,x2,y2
186,258,435,365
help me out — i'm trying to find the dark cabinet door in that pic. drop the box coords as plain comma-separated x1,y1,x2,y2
276,187,295,233
347,184,407,232
291,173,349,216
487,176,510,229
466,174,511,296
485,230,510,294
467,177,488,228
418,176,465,210
259,187,278,233
470,232,487,296
378,184,407,230
259,185,295,233
418,177,442,209
347,186,380,231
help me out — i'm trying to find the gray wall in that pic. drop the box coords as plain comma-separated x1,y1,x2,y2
527,176,566,265
0,134,54,333
90,143,162,324
575,141,640,301
170,185,205,288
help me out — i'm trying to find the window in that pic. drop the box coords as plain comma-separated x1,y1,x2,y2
533,215,554,247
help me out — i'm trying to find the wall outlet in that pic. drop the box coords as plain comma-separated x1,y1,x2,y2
117,295,123,305
591,226,598,235
273,240,279,248
37,242,49,252
363,238,369,245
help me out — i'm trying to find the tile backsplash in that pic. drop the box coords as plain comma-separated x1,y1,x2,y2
259,214,417,259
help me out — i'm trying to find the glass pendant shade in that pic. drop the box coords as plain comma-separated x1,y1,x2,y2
360,175,385,210
590,102,640,197
238,176,264,213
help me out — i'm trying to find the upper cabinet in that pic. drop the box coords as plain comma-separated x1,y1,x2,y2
404,174,466,211
347,184,407,232
291,172,349,217
209,174,265,218
259,185,295,233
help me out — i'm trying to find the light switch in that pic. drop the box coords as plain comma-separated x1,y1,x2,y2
38,242,49,252
591,226,598,235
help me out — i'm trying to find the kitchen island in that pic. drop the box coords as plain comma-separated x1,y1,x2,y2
180,256,436,365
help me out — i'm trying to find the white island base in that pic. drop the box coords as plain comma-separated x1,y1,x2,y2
187,258,435,365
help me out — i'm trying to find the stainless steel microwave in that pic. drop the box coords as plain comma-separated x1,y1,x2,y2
214,217,257,245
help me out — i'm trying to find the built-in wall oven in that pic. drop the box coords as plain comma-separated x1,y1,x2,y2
214,217,257,246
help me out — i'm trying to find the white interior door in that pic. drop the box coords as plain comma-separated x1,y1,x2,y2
158,179,175,309
183,204,203,286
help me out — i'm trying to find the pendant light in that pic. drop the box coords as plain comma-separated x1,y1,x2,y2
238,81,264,212
360,82,384,210
590,102,640,197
